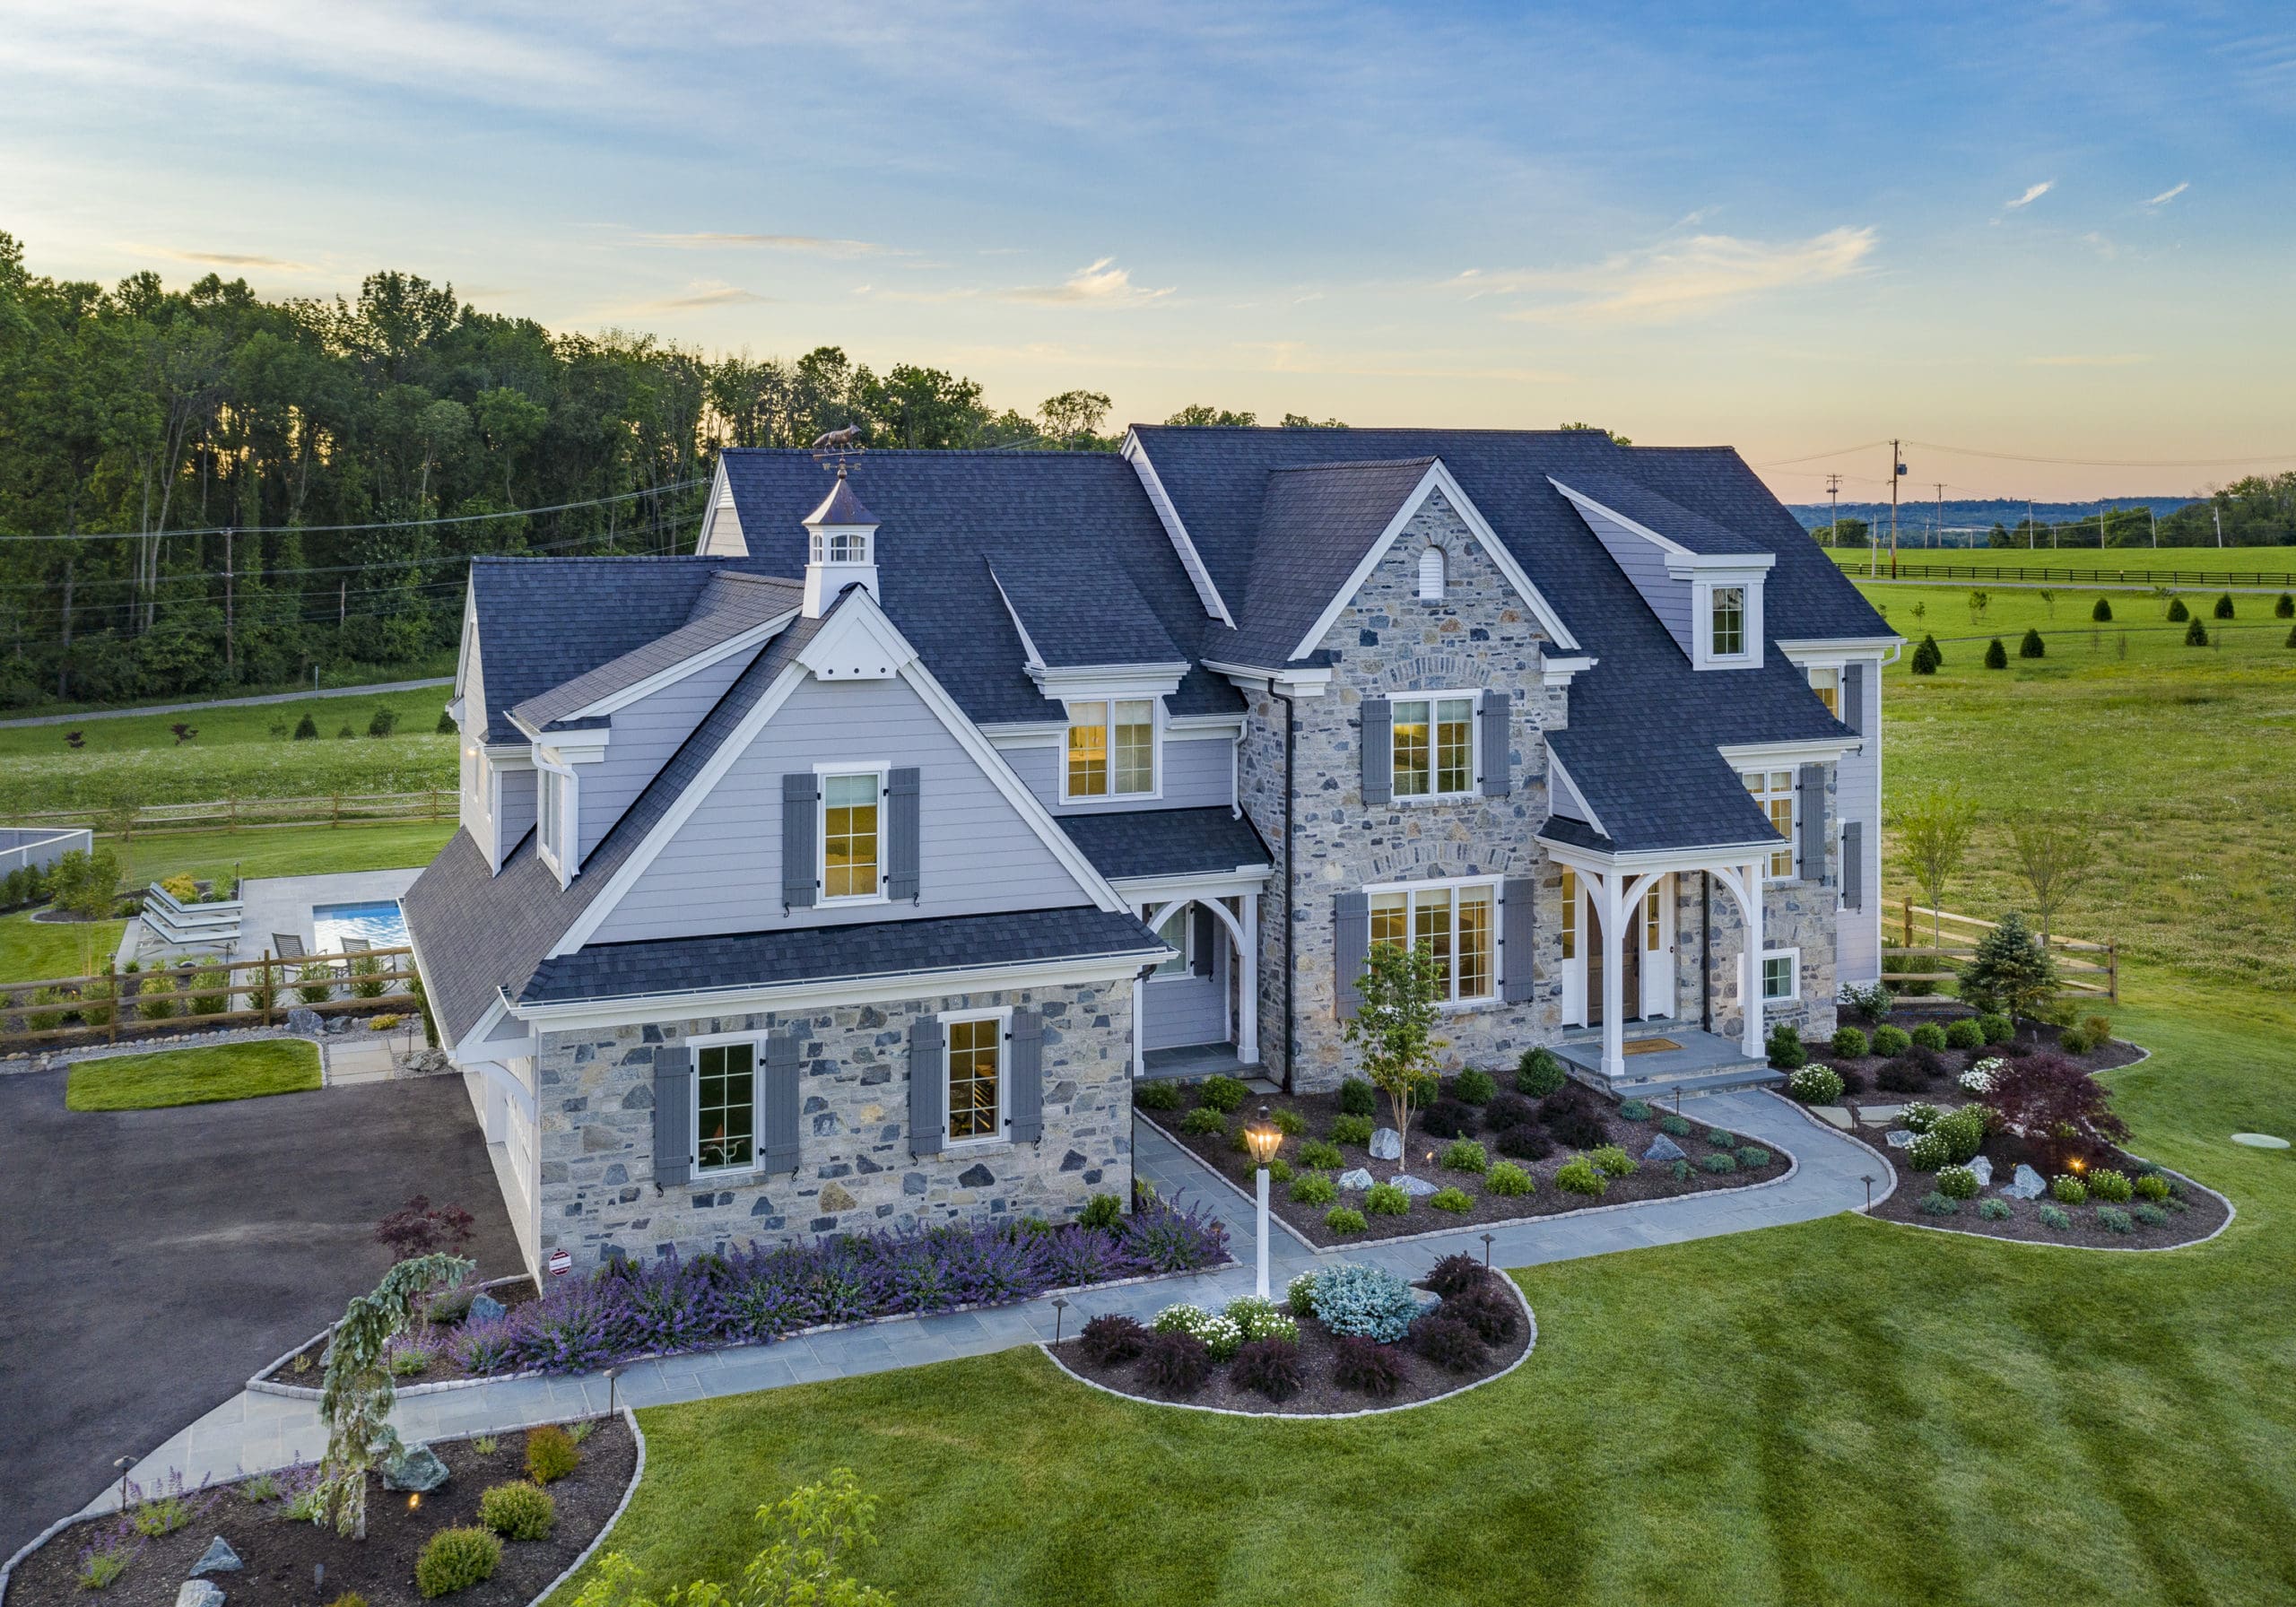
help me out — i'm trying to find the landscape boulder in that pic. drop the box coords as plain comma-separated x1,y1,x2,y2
1642,1134,1688,1164
1336,1168,1375,1192
188,1538,241,1577
284,1007,322,1036
1967,1155,1994,1187
1391,1173,1439,1196
1369,1127,1403,1160
1884,1129,1915,1150
380,1442,448,1493
177,1582,224,1607
2003,1164,2047,1201
465,1291,507,1325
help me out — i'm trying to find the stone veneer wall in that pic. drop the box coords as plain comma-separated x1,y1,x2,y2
532,977,1133,1268
1237,490,1571,1090
1693,764,1841,1046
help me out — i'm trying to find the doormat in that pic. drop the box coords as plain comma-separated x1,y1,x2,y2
1622,1038,1682,1056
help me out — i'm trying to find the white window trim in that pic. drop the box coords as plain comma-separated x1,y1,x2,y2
1693,577,1764,669
535,757,578,886
937,1004,1013,1148
1149,905,1195,981
688,1029,764,1178
814,761,891,906
1058,697,1162,804
1388,690,1482,804
1759,946,1802,1004
1362,873,1503,1008
1742,768,1800,882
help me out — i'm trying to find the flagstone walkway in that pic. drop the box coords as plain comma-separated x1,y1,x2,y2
82,1087,1885,1518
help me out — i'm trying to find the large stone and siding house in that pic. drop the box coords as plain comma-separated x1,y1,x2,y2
404,426,1899,1274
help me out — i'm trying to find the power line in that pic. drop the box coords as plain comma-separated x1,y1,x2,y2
0,480,706,545
1902,441,2296,470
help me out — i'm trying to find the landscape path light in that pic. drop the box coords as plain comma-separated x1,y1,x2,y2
1243,1105,1285,1300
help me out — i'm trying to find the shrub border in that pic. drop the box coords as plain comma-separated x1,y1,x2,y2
1037,1274,1538,1420
526,1407,647,1607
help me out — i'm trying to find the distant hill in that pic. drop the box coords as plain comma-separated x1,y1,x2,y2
1787,496,2199,548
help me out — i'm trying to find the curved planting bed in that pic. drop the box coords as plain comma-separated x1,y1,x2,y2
1044,1253,1533,1417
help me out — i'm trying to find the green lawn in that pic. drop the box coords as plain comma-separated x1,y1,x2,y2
0,909,124,985
116,820,457,889
558,988,2296,1606
0,686,458,812
1830,543,2296,583
65,1038,322,1110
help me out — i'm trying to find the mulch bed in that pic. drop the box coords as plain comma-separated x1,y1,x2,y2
4,1420,635,1607
1049,1279,1530,1415
1146,1078,1790,1249
262,1280,544,1387
1826,1013,2142,1109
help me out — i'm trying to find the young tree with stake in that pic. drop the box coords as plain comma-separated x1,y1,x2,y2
1341,940,1448,1176
2006,813,2100,948
1892,785,1979,948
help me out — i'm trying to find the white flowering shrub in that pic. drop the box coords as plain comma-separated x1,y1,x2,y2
1151,1301,1247,1359
1285,1270,1319,1319
1787,1064,1843,1105
1901,1101,1943,1134
1960,1057,2005,1095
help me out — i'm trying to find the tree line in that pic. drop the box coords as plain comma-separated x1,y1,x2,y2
0,231,1352,709
1810,479,2296,552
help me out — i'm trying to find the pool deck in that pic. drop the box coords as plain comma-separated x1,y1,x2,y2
238,867,422,959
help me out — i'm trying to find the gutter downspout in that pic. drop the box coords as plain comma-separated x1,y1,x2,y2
1700,873,1713,1033
1274,687,1297,1095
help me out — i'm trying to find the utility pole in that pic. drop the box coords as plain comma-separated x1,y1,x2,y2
1934,482,1945,551
1825,473,1842,547
1889,440,1904,578
223,526,235,675
2149,505,2158,548
2028,500,2036,551
2213,503,2224,548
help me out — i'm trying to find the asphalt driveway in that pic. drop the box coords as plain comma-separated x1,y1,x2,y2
0,1068,522,1556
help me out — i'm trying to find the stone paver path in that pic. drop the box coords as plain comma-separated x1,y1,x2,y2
84,1087,1882,1518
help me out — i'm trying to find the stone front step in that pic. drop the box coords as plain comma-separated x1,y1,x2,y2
1590,1063,1786,1099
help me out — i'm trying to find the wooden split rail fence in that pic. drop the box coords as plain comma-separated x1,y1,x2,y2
1882,900,2117,1004
0,942,421,1053
7,791,454,833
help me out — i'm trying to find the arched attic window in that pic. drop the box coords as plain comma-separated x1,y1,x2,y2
1417,545,1448,602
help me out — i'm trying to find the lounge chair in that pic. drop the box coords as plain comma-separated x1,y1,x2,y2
273,934,306,960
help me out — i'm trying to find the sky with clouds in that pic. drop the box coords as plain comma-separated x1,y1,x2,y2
4,0,2292,499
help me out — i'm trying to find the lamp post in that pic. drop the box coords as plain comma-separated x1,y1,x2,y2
1243,1105,1285,1301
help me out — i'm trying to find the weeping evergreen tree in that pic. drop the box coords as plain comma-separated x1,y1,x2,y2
316,1253,474,1539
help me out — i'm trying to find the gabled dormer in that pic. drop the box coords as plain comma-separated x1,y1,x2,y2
1550,471,1775,670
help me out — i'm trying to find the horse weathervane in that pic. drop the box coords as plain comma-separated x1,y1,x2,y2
808,423,865,475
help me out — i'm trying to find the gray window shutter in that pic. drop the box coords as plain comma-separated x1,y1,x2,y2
1335,891,1370,1019
908,1015,944,1157
781,772,818,908
1007,1009,1043,1143
1360,699,1392,804
651,1046,692,1188
886,766,921,902
1480,691,1512,796
1841,821,1864,909
1797,763,1827,883
1501,876,1536,1002
1192,905,1215,976
1842,662,1866,735
761,1034,801,1171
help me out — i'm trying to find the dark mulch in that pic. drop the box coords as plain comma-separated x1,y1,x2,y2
1828,1014,2142,1102
1050,1288,1530,1415
1148,1081,1789,1249
4,1420,634,1607
1860,1121,2228,1248
263,1279,543,1387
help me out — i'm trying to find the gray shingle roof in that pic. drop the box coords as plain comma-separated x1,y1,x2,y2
992,559,1184,670
1550,468,1770,557
1056,807,1272,882
508,570,802,734
517,907,1163,1009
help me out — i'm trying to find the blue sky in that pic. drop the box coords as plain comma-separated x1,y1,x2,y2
4,0,2292,499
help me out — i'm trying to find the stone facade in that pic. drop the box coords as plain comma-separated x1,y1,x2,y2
531,977,1134,1268
1239,491,1570,1090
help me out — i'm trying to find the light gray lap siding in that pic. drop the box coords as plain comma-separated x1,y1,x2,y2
1141,931,1227,1050
589,673,1091,944
1004,733,1234,814
1833,655,1883,983
576,651,752,858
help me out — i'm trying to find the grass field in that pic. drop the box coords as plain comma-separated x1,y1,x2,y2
0,911,124,985
1829,543,2296,583
560,990,2295,1607
0,686,458,813
1860,580,2296,998
64,1038,322,1110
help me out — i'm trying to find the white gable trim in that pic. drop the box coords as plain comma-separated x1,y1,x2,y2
1289,460,1581,661
695,458,747,556
1545,749,1608,839
454,586,480,704
796,592,917,681
1122,432,1237,629
989,569,1048,673
567,612,796,721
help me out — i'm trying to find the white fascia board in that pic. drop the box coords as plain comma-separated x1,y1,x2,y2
567,613,794,722
1544,749,1608,839
484,744,535,769
1201,660,1334,698
1292,461,1580,662
983,721,1067,751
1548,478,1779,581
1662,552,1776,580
989,569,1048,677
517,721,612,761
1167,712,1246,735
1123,432,1236,628
1540,654,1597,690
1775,635,1904,656
1539,836,1781,877
1107,867,1273,901
695,458,746,557
796,590,918,682
1031,663,1192,701
446,696,465,725
986,712,1244,751
1717,737,1859,766
454,587,479,701
509,947,1164,1034
1550,478,1692,558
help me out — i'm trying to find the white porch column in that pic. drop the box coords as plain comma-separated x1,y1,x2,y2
1131,974,1146,1079
1598,870,1627,1081
1237,893,1260,1064
1741,858,1766,1059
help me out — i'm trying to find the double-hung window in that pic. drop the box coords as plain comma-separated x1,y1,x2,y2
1151,907,1191,977
822,769,883,900
1710,586,1746,657
536,760,576,880
696,1041,758,1174
1391,695,1475,798
1743,769,1797,879
1806,665,1840,717
1368,880,1498,1004
945,1012,1004,1142
1065,699,1156,798
1559,868,1577,961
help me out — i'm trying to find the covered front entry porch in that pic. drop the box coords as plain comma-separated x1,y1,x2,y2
1553,1023,1776,1096
1541,831,1779,1085
1123,881,1264,1080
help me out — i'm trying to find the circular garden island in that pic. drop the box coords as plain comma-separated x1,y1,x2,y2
1783,1012,2228,1249
1139,1050,1790,1247
1048,1254,1531,1415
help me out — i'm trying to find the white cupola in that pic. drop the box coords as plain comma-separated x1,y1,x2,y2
801,466,880,619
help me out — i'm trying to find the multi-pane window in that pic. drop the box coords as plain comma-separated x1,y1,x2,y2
1369,881,1498,1003
696,1042,756,1173
538,764,574,874
1711,586,1746,657
1807,665,1840,717
1744,769,1797,879
809,528,870,563
946,1016,1003,1142
1065,699,1155,797
1392,696,1474,798
822,771,881,899
1152,907,1191,977
1761,951,1798,1003
1643,888,1662,951
1559,869,1577,961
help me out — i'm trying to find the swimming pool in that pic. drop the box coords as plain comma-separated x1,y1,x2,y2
311,899,410,953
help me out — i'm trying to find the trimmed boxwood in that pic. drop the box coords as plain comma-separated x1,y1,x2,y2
1871,1025,1911,1055
1324,1206,1368,1235
1831,1025,1870,1058
1338,1076,1378,1116
415,1529,501,1599
1516,1047,1566,1097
